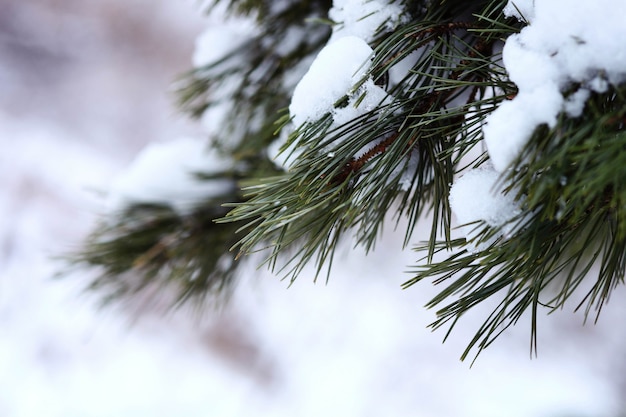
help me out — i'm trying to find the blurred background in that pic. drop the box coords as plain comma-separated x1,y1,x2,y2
1,1,625,416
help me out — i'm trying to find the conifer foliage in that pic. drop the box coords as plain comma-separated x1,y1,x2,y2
74,0,626,358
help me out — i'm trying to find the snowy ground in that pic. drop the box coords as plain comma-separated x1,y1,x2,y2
0,1,625,416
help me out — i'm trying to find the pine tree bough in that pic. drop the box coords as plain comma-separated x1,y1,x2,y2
72,0,626,360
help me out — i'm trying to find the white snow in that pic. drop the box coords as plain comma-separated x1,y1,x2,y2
329,0,406,43
277,35,389,167
108,137,234,214
333,78,389,126
503,0,535,22
279,35,389,168
564,88,591,118
450,167,521,248
483,85,563,172
485,0,626,172
289,35,377,128
192,8,258,68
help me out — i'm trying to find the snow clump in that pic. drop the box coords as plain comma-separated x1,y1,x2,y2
277,35,390,167
484,0,626,172
329,0,406,43
289,35,384,128
450,167,522,250
276,1,407,168
288,0,406,128
108,137,234,214
192,11,258,68
192,12,259,139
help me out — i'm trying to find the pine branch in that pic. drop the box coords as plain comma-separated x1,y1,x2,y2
406,84,626,362
68,148,281,308
69,196,244,308
176,0,333,158
71,0,626,361
221,1,519,280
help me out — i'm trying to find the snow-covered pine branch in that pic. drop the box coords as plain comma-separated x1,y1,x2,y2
74,0,626,359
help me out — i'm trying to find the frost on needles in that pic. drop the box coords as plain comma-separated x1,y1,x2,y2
73,0,626,359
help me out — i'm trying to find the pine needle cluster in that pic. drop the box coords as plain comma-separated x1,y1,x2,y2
71,0,626,358
407,84,626,360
